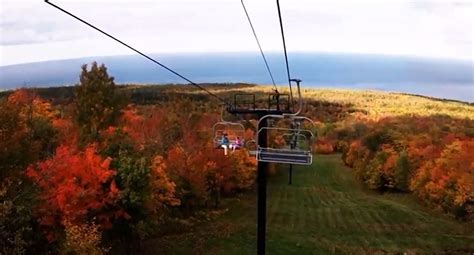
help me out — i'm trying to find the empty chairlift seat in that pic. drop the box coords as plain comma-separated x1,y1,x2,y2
258,147,312,165
255,115,315,165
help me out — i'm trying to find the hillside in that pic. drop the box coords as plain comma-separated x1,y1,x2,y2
202,85,474,119
145,155,474,254
2,83,473,118
1,81,473,254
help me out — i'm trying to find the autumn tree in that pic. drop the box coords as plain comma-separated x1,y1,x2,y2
75,62,125,143
339,115,474,219
411,139,474,219
99,127,179,244
394,151,411,191
0,89,57,178
164,120,256,211
0,89,58,253
27,145,120,241
0,180,38,255
0,100,25,178
149,156,181,211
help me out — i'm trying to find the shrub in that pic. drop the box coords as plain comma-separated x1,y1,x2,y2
62,221,109,255
0,181,33,255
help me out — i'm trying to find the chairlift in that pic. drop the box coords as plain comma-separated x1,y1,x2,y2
213,106,247,155
213,121,245,147
255,116,314,165
254,79,315,165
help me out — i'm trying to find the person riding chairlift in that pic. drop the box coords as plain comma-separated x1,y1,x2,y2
220,133,230,155
230,136,242,153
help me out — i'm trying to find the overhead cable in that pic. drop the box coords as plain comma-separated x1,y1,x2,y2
44,0,230,106
240,0,278,93
275,0,293,103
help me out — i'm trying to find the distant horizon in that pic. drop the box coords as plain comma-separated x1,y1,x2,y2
2,51,473,68
2,83,473,106
1,52,473,102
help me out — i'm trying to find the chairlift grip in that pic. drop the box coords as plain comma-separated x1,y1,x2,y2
287,78,303,116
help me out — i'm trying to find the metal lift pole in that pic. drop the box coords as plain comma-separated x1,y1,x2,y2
288,164,293,185
229,93,296,255
257,115,268,255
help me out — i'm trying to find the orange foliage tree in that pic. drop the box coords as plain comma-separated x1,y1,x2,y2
163,110,257,210
7,88,54,120
314,139,334,154
1,89,57,176
411,139,474,218
0,89,60,253
339,115,474,219
166,142,256,210
27,145,120,241
149,156,181,213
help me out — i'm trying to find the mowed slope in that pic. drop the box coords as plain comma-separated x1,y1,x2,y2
264,155,474,254
153,155,474,254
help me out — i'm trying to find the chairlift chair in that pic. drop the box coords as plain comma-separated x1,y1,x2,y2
253,78,315,165
213,105,248,152
255,115,315,165
213,121,246,148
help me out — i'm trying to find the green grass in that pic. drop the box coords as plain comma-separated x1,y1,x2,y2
147,155,474,254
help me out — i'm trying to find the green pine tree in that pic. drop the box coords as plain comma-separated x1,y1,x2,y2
75,62,125,143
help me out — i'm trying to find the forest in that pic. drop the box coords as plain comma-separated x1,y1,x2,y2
1,62,473,254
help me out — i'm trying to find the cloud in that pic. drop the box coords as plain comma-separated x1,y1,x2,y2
0,1,98,45
0,0,472,66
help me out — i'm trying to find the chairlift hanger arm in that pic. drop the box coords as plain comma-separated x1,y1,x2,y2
285,79,303,116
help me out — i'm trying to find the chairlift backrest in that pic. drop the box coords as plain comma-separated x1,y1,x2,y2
282,133,310,148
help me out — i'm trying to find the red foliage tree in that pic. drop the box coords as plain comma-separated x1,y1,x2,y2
27,145,120,241
163,113,257,210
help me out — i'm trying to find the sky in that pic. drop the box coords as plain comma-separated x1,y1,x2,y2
0,0,472,66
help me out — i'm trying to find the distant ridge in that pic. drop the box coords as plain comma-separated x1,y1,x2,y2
392,92,474,106
2,83,473,106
